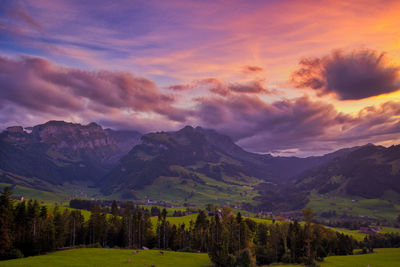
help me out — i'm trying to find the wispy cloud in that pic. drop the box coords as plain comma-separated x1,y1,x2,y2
0,55,188,125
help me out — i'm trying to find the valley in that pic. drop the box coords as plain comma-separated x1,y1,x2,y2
1,121,400,225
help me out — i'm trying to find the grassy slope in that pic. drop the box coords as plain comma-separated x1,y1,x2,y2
134,174,260,206
45,204,92,221
0,249,212,267
324,227,366,241
0,182,102,205
1,163,261,207
0,183,67,203
149,213,199,229
274,248,400,267
307,192,400,222
320,248,400,267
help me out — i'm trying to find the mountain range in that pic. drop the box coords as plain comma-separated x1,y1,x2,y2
1,120,399,214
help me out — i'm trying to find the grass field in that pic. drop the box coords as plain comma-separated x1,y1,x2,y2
134,174,260,206
320,248,400,267
3,248,399,267
274,248,400,267
149,213,199,229
0,182,68,203
0,249,212,267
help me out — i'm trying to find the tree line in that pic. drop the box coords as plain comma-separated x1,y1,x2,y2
0,188,155,259
2,188,398,266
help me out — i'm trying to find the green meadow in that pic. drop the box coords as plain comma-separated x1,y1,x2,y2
1,248,399,267
0,249,212,267
149,213,199,229
320,248,400,267
307,192,400,222
134,174,260,206
274,248,400,267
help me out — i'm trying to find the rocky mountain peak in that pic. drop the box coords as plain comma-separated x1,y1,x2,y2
6,126,24,133
0,120,142,185
32,120,111,144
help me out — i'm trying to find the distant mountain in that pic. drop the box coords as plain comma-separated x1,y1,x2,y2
99,126,353,203
295,144,400,198
0,121,141,186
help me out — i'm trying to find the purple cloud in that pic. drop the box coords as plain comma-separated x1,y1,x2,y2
0,55,187,123
291,49,400,100
193,95,400,156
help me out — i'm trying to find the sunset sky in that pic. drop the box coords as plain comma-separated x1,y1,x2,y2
1,0,400,156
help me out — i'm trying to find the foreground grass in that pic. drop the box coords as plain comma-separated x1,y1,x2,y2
274,248,400,267
1,246,399,267
0,248,212,267
321,248,400,267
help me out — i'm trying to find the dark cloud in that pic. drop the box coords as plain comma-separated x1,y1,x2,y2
291,49,400,100
241,65,264,74
0,56,82,114
195,95,349,142
194,95,400,156
0,55,186,122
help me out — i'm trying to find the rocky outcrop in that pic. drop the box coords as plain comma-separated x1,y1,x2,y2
0,120,142,185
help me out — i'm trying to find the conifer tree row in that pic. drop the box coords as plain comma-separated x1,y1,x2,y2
3,187,396,266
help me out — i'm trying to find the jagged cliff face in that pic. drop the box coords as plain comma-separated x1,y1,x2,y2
2,126,30,142
31,121,120,162
0,121,141,185
33,121,114,145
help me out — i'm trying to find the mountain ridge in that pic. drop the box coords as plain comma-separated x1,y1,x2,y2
294,143,400,198
98,125,358,204
0,120,141,186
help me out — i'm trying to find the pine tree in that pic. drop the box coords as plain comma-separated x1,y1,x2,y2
0,187,14,258
54,208,69,248
14,200,27,253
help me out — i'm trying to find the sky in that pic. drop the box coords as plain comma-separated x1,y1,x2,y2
1,0,400,156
